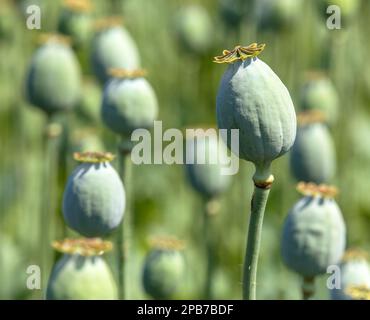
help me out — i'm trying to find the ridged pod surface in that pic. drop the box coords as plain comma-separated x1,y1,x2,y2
25,39,81,115
216,45,296,181
185,133,231,199
101,75,158,137
175,5,213,54
330,250,370,300
281,186,346,278
143,246,185,299
290,122,336,184
46,254,117,299
91,26,140,83
301,76,339,125
63,154,125,237
255,0,303,32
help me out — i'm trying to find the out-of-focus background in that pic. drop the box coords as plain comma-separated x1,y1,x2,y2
1,0,370,300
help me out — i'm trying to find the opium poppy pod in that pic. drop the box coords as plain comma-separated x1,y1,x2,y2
63,152,125,237
101,69,158,137
184,130,231,199
290,111,336,184
300,72,339,125
91,17,140,84
219,0,249,29
281,183,346,278
46,238,118,300
215,43,296,184
142,237,185,300
175,5,213,55
330,249,370,300
25,35,82,115
58,0,93,48
254,0,303,32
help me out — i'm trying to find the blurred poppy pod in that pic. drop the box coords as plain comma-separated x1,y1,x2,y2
254,0,303,32
330,249,370,300
58,0,93,48
219,0,249,29
215,43,296,183
142,237,185,300
101,69,158,137
184,130,232,199
70,129,105,154
281,182,346,278
174,5,213,55
46,238,117,300
300,72,339,125
63,152,125,237
91,17,140,84
25,35,82,115
290,111,336,184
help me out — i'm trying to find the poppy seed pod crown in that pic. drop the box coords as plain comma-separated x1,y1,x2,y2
215,43,296,185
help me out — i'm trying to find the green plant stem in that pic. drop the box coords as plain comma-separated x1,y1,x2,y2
242,185,271,300
203,198,219,300
40,116,60,297
116,140,132,300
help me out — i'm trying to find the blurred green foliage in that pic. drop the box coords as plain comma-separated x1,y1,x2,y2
1,0,370,300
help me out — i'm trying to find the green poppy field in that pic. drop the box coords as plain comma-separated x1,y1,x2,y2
1,0,370,300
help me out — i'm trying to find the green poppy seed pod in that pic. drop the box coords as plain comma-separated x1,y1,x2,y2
58,0,93,48
175,5,213,55
91,18,140,84
330,249,370,300
25,35,82,115
290,112,336,184
215,44,296,184
300,72,339,125
63,152,125,237
75,78,102,124
101,69,158,137
184,130,232,199
219,0,249,28
281,183,346,278
46,238,117,300
254,0,303,32
143,238,185,300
